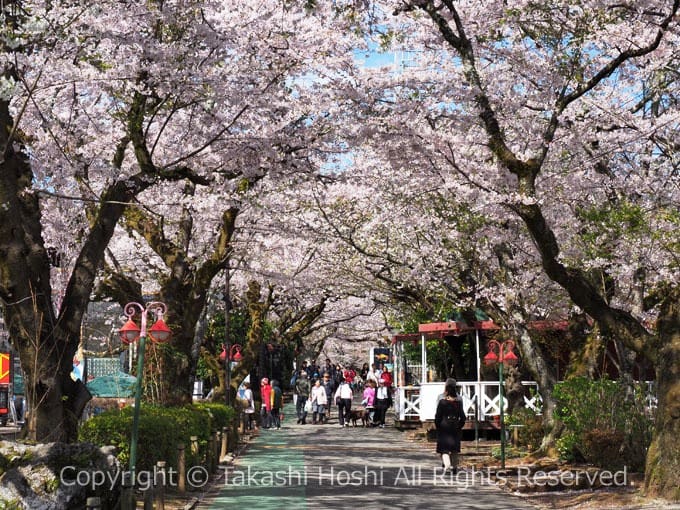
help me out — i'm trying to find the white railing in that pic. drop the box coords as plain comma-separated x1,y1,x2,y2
395,381,540,422
395,380,657,423
405,363,423,386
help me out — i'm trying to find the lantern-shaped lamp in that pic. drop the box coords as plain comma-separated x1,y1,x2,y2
502,349,519,366
483,350,499,366
230,344,243,362
148,317,172,343
119,319,141,344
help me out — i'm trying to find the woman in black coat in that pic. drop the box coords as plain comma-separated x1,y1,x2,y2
434,378,466,473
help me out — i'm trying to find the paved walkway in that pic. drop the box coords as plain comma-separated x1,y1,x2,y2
199,402,539,510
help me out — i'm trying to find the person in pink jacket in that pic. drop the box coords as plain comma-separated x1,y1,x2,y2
362,380,376,424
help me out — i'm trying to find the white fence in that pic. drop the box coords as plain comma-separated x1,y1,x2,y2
395,381,540,422
395,380,657,423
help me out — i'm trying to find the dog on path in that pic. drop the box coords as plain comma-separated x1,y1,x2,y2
348,407,370,427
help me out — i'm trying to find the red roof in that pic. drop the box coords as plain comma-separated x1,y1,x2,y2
391,319,568,344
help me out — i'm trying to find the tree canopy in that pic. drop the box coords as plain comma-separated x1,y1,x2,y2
1,0,679,499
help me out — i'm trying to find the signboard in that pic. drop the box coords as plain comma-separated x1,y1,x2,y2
370,347,391,367
0,353,10,385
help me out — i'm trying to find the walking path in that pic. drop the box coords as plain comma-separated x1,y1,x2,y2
198,402,539,510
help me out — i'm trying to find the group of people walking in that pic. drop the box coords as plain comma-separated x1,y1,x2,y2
293,369,355,426
292,362,395,428
240,378,284,430
241,361,466,474
294,370,334,424
360,378,392,427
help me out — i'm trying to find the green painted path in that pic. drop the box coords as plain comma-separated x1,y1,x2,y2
200,402,539,510
204,404,308,509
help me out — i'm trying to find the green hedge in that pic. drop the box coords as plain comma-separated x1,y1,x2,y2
193,401,236,432
505,406,544,452
79,403,236,472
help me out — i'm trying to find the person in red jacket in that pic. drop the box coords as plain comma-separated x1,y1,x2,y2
260,377,272,429
379,365,393,388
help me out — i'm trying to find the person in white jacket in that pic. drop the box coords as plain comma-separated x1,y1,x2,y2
310,379,328,424
334,376,354,427
366,364,379,385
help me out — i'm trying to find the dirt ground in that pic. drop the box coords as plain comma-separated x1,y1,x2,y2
444,435,679,510
496,460,672,510
523,490,677,510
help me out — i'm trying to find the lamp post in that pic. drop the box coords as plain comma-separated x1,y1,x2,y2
119,301,172,485
223,260,232,406
229,344,243,363
221,343,242,405
483,339,518,470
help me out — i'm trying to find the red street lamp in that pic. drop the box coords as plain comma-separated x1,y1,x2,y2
118,301,171,498
484,339,518,470
224,343,243,411
119,319,141,344
221,343,242,410
148,317,172,343
229,344,243,362
219,343,243,362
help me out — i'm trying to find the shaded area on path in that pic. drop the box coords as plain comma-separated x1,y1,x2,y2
202,402,539,510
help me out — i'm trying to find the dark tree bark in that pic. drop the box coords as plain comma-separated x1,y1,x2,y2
228,281,270,395
644,290,680,498
0,97,149,441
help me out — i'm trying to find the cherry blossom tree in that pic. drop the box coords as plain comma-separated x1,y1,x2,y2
1,0,219,440
279,150,583,447
0,0,362,440
332,0,680,498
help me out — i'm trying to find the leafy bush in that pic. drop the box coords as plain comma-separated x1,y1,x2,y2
581,429,627,470
555,431,580,463
79,402,235,472
553,377,653,470
194,401,237,432
506,407,544,452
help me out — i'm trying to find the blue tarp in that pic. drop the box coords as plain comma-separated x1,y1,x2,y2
86,371,137,398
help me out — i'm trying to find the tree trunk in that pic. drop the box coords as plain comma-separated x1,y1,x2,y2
504,365,525,414
0,91,186,441
567,323,604,378
0,99,76,442
156,349,193,404
106,204,239,404
229,280,268,393
644,293,680,499
513,326,560,453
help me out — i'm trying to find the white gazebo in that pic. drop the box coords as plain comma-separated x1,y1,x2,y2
391,320,544,428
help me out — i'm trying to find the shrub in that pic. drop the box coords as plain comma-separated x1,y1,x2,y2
506,407,544,452
555,431,580,463
79,402,235,472
194,401,237,432
553,377,653,470
581,429,627,470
